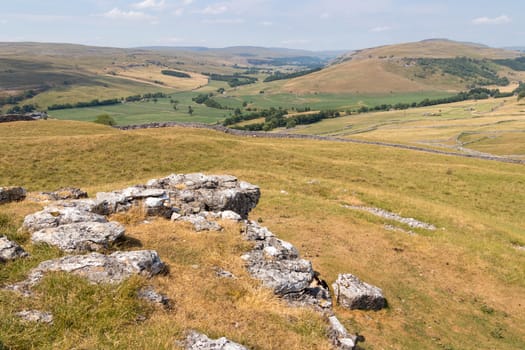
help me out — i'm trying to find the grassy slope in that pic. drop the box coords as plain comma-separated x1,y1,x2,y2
0,120,524,349
289,97,525,160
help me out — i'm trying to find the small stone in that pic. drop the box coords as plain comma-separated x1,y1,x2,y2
185,331,248,350
137,286,171,308
214,267,236,279
178,215,222,232
332,274,386,311
23,206,107,233
15,310,53,324
220,210,242,221
0,236,28,262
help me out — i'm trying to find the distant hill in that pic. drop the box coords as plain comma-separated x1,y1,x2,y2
281,39,525,94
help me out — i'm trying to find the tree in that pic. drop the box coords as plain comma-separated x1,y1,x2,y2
188,106,194,115
171,99,179,110
93,114,116,126
518,91,525,101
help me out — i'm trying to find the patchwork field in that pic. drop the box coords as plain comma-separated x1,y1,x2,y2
1,120,524,349
289,96,525,160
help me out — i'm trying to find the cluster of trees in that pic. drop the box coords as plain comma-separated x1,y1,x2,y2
93,114,116,126
263,67,322,82
0,90,38,107
415,57,510,86
515,83,525,100
6,104,37,114
48,92,168,110
493,57,525,71
203,73,258,87
191,93,228,109
229,108,340,131
161,70,191,78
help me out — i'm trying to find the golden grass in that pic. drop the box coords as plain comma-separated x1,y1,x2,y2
110,67,209,90
0,120,524,349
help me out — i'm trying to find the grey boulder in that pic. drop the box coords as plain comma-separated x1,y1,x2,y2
0,186,26,204
185,331,248,350
0,236,28,262
31,221,125,252
332,274,386,310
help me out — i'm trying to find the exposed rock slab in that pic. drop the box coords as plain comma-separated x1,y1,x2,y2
0,236,28,262
176,214,223,232
332,274,386,311
23,206,107,233
15,310,53,324
7,250,165,294
31,221,125,252
344,205,436,230
137,286,171,309
185,331,248,350
0,186,26,204
37,187,88,201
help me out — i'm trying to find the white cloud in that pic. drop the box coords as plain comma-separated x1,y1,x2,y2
173,8,184,16
370,26,391,32
201,4,228,15
472,15,511,25
0,19,7,25
320,12,330,19
132,0,166,10
182,0,193,4
102,8,155,21
261,21,273,26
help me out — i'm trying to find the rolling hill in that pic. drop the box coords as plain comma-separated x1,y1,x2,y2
281,39,525,94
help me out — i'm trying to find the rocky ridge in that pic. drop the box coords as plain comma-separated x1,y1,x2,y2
4,173,388,349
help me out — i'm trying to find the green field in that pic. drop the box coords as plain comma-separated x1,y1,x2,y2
0,120,524,349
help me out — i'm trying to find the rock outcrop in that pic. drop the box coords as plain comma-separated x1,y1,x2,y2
0,186,26,204
241,221,332,310
7,250,165,295
328,315,358,350
332,274,386,311
185,331,248,350
31,221,125,252
34,187,88,201
0,236,28,262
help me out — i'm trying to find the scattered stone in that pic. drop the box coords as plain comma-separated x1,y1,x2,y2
185,331,248,350
384,224,416,236
332,274,386,311
121,186,167,199
514,245,525,252
7,250,165,294
0,236,28,262
328,315,358,350
137,286,171,309
343,205,436,230
15,310,53,324
177,214,222,232
0,186,26,204
31,221,125,252
23,206,107,232
220,210,242,222
143,196,173,218
214,267,236,279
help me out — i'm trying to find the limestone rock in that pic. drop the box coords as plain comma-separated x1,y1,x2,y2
31,221,125,252
332,274,386,310
40,187,88,201
137,286,171,308
15,310,53,324
220,210,242,222
244,256,314,295
0,236,28,262
147,173,260,219
328,315,358,350
7,250,165,293
0,186,26,204
177,214,222,232
144,196,172,218
242,221,274,241
23,206,107,232
185,331,248,350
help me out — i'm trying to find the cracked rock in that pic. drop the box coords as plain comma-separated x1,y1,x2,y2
332,274,386,311
31,221,125,252
23,206,107,233
185,331,248,350
0,236,28,262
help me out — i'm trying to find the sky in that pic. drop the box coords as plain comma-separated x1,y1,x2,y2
0,0,523,51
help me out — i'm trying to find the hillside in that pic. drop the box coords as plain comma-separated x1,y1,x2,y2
282,39,525,94
1,120,524,349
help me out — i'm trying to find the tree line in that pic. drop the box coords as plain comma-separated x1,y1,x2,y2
161,70,191,78
263,67,322,82
202,73,258,87
47,92,168,110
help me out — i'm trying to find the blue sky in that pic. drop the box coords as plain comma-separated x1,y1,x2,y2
0,0,523,50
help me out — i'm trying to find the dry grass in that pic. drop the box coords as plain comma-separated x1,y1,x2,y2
0,120,524,349
111,67,209,90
